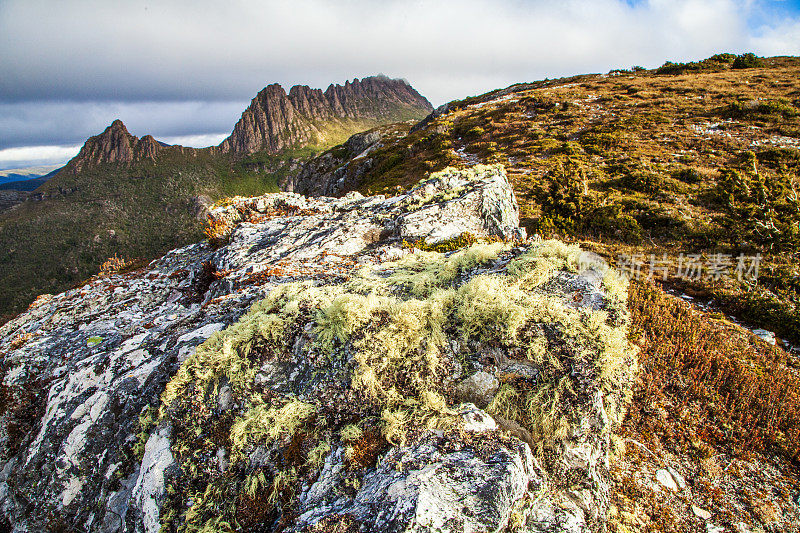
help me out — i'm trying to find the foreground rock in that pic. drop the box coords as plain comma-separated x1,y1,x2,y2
0,165,636,532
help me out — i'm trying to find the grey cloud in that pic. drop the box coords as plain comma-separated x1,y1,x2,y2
0,101,246,149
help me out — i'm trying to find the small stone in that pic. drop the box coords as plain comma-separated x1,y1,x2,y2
656,469,678,492
455,370,499,407
667,467,686,490
706,523,725,533
692,505,712,520
216,447,228,473
458,404,497,433
752,328,776,345
217,385,233,411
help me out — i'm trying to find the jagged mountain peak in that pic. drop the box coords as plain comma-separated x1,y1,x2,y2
219,75,433,155
64,119,162,172
107,118,127,131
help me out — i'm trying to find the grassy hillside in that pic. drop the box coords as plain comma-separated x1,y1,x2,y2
308,52,800,533
0,149,283,318
320,55,800,346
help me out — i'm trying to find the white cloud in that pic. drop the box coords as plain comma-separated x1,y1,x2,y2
160,133,229,148
0,145,80,171
2,0,792,106
750,19,800,55
0,100,246,149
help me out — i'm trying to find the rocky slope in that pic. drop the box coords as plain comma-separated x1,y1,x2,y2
0,165,643,532
219,76,432,154
290,126,391,197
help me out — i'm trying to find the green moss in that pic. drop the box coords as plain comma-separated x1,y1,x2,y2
133,404,157,459
402,232,487,253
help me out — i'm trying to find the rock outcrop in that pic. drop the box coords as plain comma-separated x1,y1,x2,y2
0,165,637,532
65,120,164,172
289,126,390,196
219,76,432,154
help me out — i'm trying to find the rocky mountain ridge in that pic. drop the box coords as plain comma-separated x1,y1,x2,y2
219,76,432,154
64,120,167,172
57,76,431,176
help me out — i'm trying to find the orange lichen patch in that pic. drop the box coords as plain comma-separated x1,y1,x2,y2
212,269,232,279
202,293,238,309
9,332,33,350
237,256,359,288
26,294,53,310
168,269,189,280
238,261,318,287
345,428,389,470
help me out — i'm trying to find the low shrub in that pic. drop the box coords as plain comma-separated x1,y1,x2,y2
203,216,233,249
619,171,671,194
671,167,703,184
732,52,764,69
98,254,133,277
628,280,800,460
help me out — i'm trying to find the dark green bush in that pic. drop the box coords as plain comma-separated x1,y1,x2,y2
672,167,703,184
619,171,670,194
709,53,736,63
732,53,763,69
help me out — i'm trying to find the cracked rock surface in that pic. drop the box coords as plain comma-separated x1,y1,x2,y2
0,165,634,532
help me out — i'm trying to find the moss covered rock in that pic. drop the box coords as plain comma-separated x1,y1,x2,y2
0,166,635,532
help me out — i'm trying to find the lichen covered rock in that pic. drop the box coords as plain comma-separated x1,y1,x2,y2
0,165,637,532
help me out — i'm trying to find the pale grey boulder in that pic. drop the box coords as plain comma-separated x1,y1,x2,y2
293,406,540,533
0,165,529,531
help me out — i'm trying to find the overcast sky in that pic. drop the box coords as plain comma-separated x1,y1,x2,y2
1,0,799,170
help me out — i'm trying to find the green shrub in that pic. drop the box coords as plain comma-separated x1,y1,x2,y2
466,126,485,138
671,167,703,184
718,99,797,119
757,148,800,170
709,53,736,63
732,52,763,69
619,171,670,194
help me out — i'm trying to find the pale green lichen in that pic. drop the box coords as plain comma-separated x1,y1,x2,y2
401,164,507,210
158,238,637,531
230,399,316,458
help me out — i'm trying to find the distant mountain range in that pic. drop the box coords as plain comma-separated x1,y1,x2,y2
0,75,432,317
0,165,61,190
